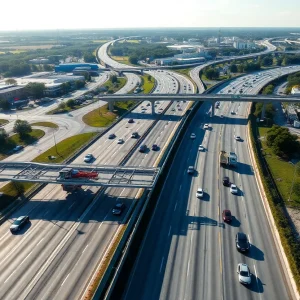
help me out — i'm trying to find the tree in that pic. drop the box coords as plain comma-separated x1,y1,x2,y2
66,99,76,108
230,64,238,73
261,56,273,67
129,56,138,65
204,68,219,80
43,64,53,71
111,75,118,84
83,52,96,63
0,98,11,110
0,128,8,143
75,80,85,89
13,120,32,137
147,75,152,82
5,78,17,85
25,82,45,99
61,82,71,94
58,102,67,110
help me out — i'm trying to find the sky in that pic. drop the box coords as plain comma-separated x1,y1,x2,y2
1,0,300,31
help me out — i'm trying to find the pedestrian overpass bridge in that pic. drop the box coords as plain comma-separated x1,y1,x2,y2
0,162,160,189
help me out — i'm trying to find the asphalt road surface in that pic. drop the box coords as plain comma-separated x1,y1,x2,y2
123,66,300,300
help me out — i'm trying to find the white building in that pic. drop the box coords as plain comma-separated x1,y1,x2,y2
28,58,50,64
291,86,300,94
233,41,256,50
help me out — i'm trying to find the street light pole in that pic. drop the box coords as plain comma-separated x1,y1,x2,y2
53,131,58,155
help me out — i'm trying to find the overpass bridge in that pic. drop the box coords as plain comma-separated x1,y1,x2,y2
0,162,159,189
99,93,300,116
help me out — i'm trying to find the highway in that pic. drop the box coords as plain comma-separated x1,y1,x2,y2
123,66,299,300
0,65,196,299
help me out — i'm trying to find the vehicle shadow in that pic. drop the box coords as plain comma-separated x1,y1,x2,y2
236,162,254,176
200,193,210,202
245,275,265,293
245,244,265,261
229,216,241,227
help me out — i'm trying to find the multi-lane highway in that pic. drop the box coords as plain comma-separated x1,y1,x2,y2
123,66,299,300
0,64,197,299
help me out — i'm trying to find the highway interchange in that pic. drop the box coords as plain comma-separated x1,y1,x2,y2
0,38,298,300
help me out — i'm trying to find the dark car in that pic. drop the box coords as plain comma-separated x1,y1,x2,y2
10,216,29,233
222,210,232,222
108,133,116,139
131,132,139,138
13,145,24,152
223,176,230,186
236,232,250,252
139,145,147,153
112,202,125,215
128,119,134,123
152,144,159,151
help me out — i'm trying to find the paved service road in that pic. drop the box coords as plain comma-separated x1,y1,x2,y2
123,66,300,300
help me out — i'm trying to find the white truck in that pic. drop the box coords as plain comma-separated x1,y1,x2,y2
219,151,238,167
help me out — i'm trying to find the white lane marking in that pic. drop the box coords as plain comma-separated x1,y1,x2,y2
61,273,70,286
174,202,177,211
4,270,16,283
248,235,251,245
187,259,190,277
36,238,44,247
68,202,75,210
20,251,32,266
0,232,9,243
82,244,89,253
253,264,261,297
168,226,172,237
160,257,165,273
44,210,49,217
179,185,182,191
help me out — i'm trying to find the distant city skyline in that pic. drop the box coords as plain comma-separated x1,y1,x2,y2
1,0,300,31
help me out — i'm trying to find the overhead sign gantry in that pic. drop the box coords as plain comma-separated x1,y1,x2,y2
0,162,160,189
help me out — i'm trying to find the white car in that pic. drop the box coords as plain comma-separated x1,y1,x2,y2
204,124,209,129
235,136,241,141
198,145,204,151
196,188,204,198
187,166,194,174
84,153,94,162
231,110,235,115
190,133,196,139
230,184,238,194
117,138,124,144
237,263,251,285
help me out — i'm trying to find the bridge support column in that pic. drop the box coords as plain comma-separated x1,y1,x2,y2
151,100,156,115
261,103,266,119
141,70,144,75
108,100,114,112
210,101,215,117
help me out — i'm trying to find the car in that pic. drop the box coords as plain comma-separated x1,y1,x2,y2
235,136,241,141
228,89,232,93
117,138,124,144
187,166,194,174
139,144,147,153
152,144,159,151
112,202,125,215
223,176,230,186
190,133,196,139
13,145,24,152
198,145,204,151
128,118,134,123
237,263,251,285
222,210,232,222
171,108,175,111
204,124,209,129
108,133,116,139
230,184,238,194
220,114,224,118
131,132,139,138
10,216,29,233
147,103,151,106
196,188,204,198
236,232,250,252
231,111,235,115
84,153,94,162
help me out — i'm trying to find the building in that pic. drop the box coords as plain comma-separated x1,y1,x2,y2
233,41,256,50
0,85,25,101
55,63,99,73
291,86,300,94
16,73,85,97
29,58,50,64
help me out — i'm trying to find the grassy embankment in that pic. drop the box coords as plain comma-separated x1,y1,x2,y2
0,119,9,126
0,129,45,161
83,75,155,127
0,132,97,211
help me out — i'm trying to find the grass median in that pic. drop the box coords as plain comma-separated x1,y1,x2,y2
31,121,59,128
0,119,8,126
141,74,155,94
0,132,97,212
